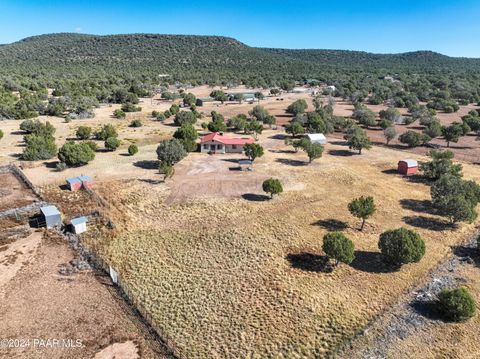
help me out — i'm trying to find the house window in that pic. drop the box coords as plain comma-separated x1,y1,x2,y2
203,144,208,149
232,145,237,149
217,144,223,150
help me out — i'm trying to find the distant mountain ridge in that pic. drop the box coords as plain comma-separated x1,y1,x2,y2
0,33,479,87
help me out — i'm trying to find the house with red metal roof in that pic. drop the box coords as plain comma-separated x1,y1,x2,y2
199,132,254,154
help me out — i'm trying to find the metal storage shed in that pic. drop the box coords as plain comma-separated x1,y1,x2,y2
40,205,62,229
78,175,93,189
66,177,82,191
71,216,87,234
307,133,327,145
398,159,418,176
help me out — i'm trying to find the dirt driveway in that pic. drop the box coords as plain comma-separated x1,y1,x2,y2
167,152,269,203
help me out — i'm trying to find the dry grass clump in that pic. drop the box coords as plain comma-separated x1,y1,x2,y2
85,144,480,358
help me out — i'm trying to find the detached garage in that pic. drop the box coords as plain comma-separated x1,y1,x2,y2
398,159,418,176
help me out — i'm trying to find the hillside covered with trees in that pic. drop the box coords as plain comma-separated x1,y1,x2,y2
0,33,480,120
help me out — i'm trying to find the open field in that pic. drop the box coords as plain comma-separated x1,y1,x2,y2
76,132,480,358
1,85,479,188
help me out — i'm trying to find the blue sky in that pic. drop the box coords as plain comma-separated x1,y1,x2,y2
1,0,479,57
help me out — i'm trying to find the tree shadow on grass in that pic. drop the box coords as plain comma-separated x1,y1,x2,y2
312,218,348,231
381,169,398,175
399,199,436,215
402,215,452,231
275,158,307,166
329,140,348,146
328,149,354,156
350,251,400,273
138,178,163,185
286,252,333,273
242,193,270,202
133,160,159,170
269,133,287,140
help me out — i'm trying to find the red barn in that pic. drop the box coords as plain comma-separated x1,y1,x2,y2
398,159,418,176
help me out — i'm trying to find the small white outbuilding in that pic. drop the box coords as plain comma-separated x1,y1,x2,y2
71,216,87,234
307,133,327,145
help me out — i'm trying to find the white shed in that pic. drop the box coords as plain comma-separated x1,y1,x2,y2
307,133,327,145
40,205,62,229
71,216,87,234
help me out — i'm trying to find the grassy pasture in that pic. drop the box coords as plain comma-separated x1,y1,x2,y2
84,141,480,358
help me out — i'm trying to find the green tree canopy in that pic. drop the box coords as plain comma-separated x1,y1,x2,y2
156,138,187,165
344,126,371,154
58,141,95,166
420,150,462,181
173,123,199,152
378,228,425,265
348,195,376,230
244,143,264,162
287,99,308,116
437,288,476,322
322,232,355,267
262,178,283,198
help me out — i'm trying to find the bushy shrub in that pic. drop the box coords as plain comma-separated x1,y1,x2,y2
378,228,425,265
128,144,138,156
399,130,430,147
96,124,118,140
58,141,95,166
322,232,355,267
113,109,126,119
437,288,476,322
22,134,57,160
105,136,121,151
76,125,92,140
84,140,99,152
174,111,196,126
156,138,187,165
262,178,283,198
130,119,142,127
121,103,141,112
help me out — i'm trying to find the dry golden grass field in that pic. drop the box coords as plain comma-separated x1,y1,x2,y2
78,132,480,358
2,86,480,357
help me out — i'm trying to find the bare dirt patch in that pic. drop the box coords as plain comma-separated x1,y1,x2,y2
0,172,37,212
0,231,169,359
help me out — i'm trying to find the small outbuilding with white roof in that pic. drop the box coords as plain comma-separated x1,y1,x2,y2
71,216,87,234
398,159,418,176
307,133,327,145
40,205,62,229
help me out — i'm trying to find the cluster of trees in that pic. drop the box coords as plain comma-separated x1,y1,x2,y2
321,227,425,269
3,34,480,126
20,119,57,161
419,150,480,224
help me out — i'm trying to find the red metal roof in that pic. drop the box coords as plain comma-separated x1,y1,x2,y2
200,132,254,145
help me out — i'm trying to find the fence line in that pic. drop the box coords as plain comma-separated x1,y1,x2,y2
60,229,185,359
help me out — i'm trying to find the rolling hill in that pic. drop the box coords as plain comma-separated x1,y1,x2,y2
1,33,479,86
